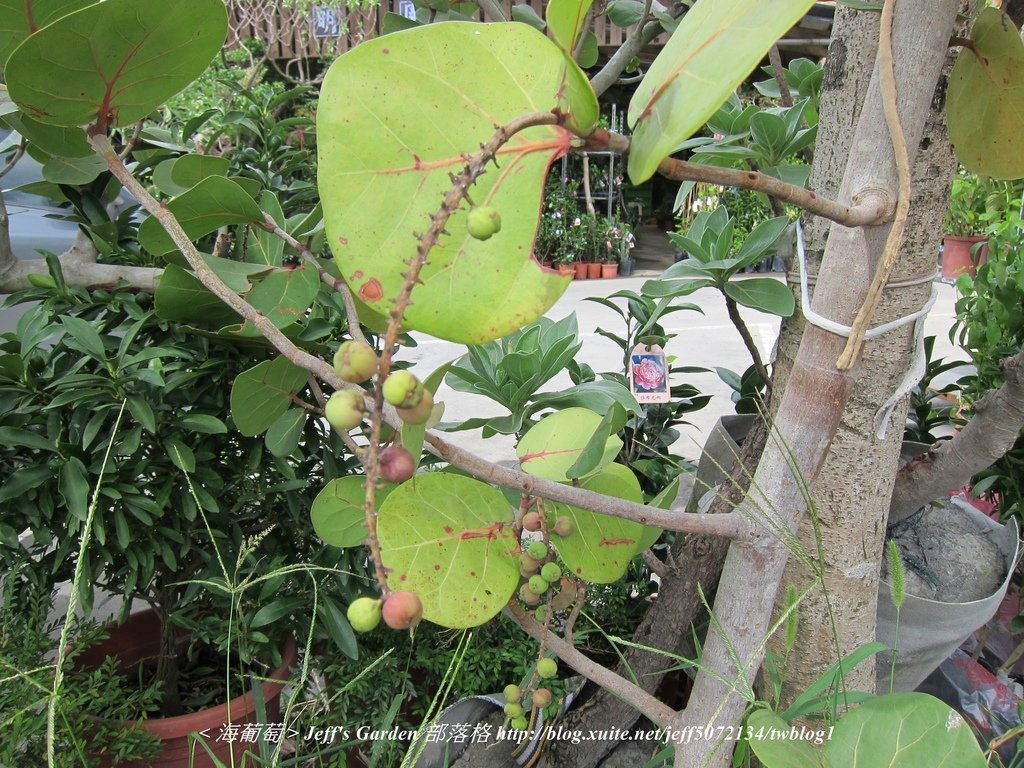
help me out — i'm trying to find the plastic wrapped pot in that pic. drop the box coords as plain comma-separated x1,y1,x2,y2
877,496,1020,692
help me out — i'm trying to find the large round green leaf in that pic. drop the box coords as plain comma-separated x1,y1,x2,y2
6,0,227,129
947,8,1024,180
823,693,986,768
547,462,644,583
317,22,598,344
377,473,519,628
516,407,622,482
0,0,93,70
312,477,396,549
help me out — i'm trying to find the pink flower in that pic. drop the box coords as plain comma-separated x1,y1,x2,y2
633,359,665,391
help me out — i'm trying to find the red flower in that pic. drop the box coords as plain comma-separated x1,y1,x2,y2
633,358,665,391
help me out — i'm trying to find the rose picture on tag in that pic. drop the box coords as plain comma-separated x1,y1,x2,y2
629,344,670,403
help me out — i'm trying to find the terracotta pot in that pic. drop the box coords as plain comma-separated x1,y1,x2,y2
573,262,588,280
941,235,988,279
556,263,574,278
600,263,618,278
76,609,297,768
586,261,601,279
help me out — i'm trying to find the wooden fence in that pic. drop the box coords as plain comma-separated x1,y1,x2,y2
225,0,658,63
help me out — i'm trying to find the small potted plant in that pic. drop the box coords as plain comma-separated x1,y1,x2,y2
942,170,1000,278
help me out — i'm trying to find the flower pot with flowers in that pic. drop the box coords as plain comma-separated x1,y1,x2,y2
536,177,586,276
604,215,637,277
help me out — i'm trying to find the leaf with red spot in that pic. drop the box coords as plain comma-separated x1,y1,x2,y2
5,0,227,129
547,462,645,584
377,473,519,628
317,22,598,344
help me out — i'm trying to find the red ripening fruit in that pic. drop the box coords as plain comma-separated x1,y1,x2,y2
532,688,552,708
518,583,542,606
379,445,416,483
382,591,423,630
396,389,434,426
553,516,573,537
519,553,541,577
522,511,542,532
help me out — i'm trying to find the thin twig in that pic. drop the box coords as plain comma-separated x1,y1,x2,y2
259,212,371,347
422,431,747,538
118,120,145,160
641,549,669,579
724,294,773,396
836,0,913,369
584,128,894,228
768,45,794,107
507,603,676,728
562,579,588,642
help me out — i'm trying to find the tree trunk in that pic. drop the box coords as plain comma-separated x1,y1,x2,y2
767,7,962,707
672,2,960,765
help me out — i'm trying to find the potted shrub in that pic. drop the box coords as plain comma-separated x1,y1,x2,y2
942,171,1006,278
0,272,354,764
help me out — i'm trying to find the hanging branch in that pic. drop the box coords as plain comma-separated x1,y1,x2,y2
507,602,677,728
584,127,895,228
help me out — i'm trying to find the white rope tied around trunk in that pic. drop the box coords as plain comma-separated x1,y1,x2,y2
793,221,939,439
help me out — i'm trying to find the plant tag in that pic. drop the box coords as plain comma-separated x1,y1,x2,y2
629,344,670,403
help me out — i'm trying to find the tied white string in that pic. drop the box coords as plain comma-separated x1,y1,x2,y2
793,221,939,439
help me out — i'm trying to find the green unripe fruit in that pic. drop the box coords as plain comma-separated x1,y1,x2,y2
532,688,552,708
522,511,543,532
519,554,541,577
346,597,382,633
528,574,549,596
333,340,378,383
382,370,424,409
540,562,561,583
553,516,573,537
467,206,501,240
503,684,521,703
536,657,558,679
325,390,366,431
396,388,434,425
526,540,548,560
534,604,549,623
382,590,423,630
503,702,524,718
511,716,529,731
518,583,542,605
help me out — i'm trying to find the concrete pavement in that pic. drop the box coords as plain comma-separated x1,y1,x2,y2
401,275,966,464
